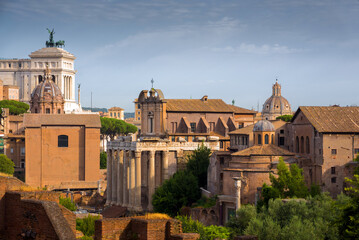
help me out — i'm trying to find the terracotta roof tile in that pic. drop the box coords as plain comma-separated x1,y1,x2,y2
232,144,295,156
295,106,359,133
228,105,257,114
166,99,235,112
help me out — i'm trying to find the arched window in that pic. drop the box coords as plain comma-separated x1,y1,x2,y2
271,134,274,144
301,136,304,153
258,134,262,145
265,134,269,144
58,135,68,147
296,136,299,152
306,136,310,154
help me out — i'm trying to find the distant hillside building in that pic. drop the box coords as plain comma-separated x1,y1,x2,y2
262,80,292,120
108,107,124,120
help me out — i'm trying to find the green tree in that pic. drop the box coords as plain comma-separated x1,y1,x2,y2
338,174,359,239
152,170,200,217
226,204,257,237
0,154,14,175
186,144,211,188
100,117,137,141
276,115,293,122
100,151,107,169
0,100,29,116
268,158,309,199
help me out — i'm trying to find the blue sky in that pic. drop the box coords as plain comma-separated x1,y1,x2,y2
1,0,358,112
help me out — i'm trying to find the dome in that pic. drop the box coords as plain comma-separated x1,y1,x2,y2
262,81,292,120
253,120,275,132
31,73,63,99
30,66,64,114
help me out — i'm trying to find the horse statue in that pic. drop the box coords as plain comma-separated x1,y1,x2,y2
55,40,65,48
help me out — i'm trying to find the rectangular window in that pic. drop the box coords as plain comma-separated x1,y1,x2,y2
185,136,188,141
331,149,337,155
171,136,175,142
280,129,284,134
331,167,335,174
279,137,285,146
20,160,25,169
46,108,50,114
20,147,25,156
58,135,69,147
137,104,141,109
355,148,359,154
220,141,224,148
10,148,13,153
220,157,224,165
190,123,196,133
331,177,336,183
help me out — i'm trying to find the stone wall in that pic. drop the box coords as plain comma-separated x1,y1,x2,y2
94,217,199,240
0,176,76,239
4,192,76,239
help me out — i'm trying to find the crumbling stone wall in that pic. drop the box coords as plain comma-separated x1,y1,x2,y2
95,217,199,240
4,192,76,239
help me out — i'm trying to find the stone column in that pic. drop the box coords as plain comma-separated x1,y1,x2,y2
129,151,136,210
123,151,128,207
134,150,142,211
106,149,112,205
233,177,242,210
162,150,169,183
117,150,123,205
111,150,118,204
148,150,155,211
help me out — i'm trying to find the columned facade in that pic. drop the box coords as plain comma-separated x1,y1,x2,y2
106,136,219,211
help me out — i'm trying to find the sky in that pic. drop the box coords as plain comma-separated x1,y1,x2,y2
0,0,358,112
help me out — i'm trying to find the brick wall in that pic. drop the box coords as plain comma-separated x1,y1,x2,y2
4,192,76,239
95,217,199,240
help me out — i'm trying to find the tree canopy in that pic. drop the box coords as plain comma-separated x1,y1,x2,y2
186,144,212,189
0,100,29,115
152,170,200,217
260,158,309,207
100,117,137,140
276,115,293,122
0,154,14,175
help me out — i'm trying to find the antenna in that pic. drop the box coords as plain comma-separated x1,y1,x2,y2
91,92,93,111
151,78,154,88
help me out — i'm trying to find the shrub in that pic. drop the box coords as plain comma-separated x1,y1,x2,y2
0,154,14,175
226,204,257,237
76,215,101,237
59,197,77,211
176,215,230,240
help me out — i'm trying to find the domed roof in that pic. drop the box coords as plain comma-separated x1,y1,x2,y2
29,47,75,60
253,120,275,132
31,67,63,100
262,81,292,117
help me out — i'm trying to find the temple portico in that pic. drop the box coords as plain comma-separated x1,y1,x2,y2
106,136,219,211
